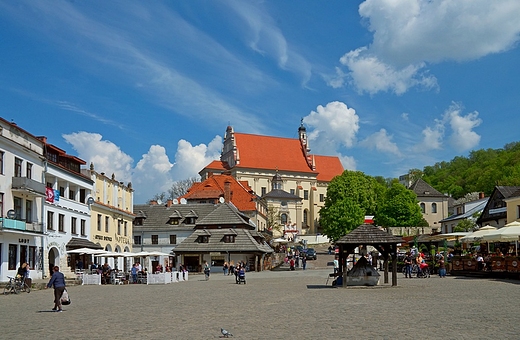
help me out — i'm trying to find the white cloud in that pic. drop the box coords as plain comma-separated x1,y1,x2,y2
413,103,481,153
339,47,437,95
62,132,133,182
304,101,359,151
224,0,312,85
445,105,482,152
62,131,223,203
359,129,401,156
339,154,356,171
334,0,520,94
170,136,223,180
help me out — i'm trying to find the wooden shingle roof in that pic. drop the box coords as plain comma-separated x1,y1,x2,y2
336,224,404,244
173,228,273,254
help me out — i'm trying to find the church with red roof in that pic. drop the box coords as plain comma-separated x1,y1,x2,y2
199,123,344,235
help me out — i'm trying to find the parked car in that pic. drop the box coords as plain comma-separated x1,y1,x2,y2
305,248,317,260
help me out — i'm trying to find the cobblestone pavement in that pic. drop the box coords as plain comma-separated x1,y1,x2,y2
2,256,520,340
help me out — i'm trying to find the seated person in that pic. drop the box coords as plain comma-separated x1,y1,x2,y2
476,254,485,270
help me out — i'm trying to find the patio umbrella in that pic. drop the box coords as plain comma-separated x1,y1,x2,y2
460,225,497,243
272,238,289,244
67,248,108,255
481,221,520,242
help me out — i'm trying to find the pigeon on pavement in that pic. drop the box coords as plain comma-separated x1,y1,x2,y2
221,328,233,338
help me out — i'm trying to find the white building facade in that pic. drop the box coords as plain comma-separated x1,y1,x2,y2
0,119,46,282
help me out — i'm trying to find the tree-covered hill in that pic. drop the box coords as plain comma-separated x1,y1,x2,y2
412,141,520,199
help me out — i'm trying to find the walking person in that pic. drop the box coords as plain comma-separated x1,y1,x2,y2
438,256,447,278
302,256,307,270
46,266,66,312
203,261,211,280
403,252,413,278
223,262,229,276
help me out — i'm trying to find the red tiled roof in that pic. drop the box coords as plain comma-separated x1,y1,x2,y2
233,133,315,173
181,174,257,211
314,155,344,182
204,160,229,171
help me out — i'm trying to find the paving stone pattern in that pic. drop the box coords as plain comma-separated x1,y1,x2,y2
2,254,519,340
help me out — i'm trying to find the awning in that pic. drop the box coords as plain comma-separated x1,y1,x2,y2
66,237,103,250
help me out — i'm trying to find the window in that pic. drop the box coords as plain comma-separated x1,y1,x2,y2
186,217,196,224
319,194,325,202
0,151,4,174
26,200,32,223
124,221,127,236
14,158,22,177
517,205,520,219
420,203,426,213
117,219,121,235
0,193,3,217
71,217,77,234
198,236,209,243
26,163,32,179
303,190,309,200
281,213,288,225
14,197,22,220
105,216,109,233
303,209,308,226
169,218,179,225
47,211,54,230
9,244,17,270
59,186,65,197
58,214,65,232
169,235,177,244
134,218,143,226
261,187,267,196
431,203,437,213
134,236,142,245
69,189,75,200
151,235,158,245
97,214,102,231
28,246,36,269
80,219,86,236
80,189,86,203
290,189,295,195
223,235,235,243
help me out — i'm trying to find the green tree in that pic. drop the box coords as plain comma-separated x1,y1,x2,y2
266,205,282,234
453,219,475,232
374,182,423,229
319,170,385,241
320,197,364,242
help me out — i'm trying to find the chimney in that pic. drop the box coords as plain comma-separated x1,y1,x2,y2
150,200,157,205
224,181,231,203
166,199,173,207
479,192,485,199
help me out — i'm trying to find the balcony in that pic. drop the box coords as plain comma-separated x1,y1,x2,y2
11,176,46,197
0,218,43,233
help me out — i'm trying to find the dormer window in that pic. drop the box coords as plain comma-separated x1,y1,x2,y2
134,217,144,226
168,218,180,225
223,235,235,243
198,235,209,243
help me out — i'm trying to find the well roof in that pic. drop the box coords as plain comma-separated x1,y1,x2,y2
335,224,404,244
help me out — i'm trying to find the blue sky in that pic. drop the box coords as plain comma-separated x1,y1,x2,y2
2,0,520,203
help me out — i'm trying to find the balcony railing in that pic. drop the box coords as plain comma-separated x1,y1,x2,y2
11,176,46,196
0,218,43,233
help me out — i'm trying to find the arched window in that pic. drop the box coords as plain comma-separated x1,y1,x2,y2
303,209,308,226
420,203,425,213
281,213,288,225
431,203,437,213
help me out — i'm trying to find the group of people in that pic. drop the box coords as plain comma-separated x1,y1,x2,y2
403,251,446,278
285,251,307,271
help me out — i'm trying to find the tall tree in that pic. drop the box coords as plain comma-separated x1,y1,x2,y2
319,170,385,241
374,182,423,229
167,177,199,199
